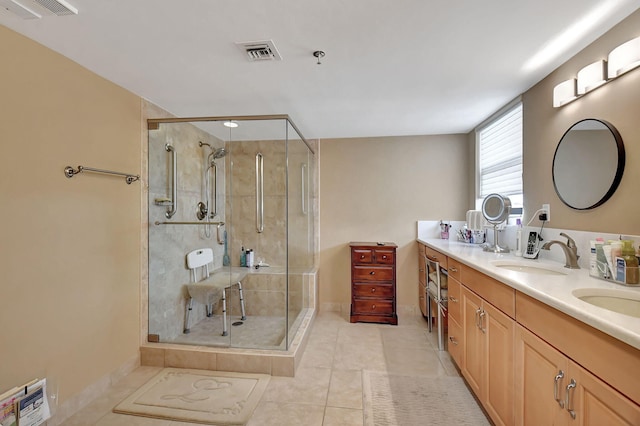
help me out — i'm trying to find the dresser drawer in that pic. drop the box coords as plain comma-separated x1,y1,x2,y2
447,276,461,321
353,283,394,298
374,249,395,264
353,266,394,281
352,249,373,264
352,299,394,315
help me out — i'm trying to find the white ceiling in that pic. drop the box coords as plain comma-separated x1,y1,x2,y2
1,0,638,140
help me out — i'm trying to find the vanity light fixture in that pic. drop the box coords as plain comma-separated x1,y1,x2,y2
223,121,238,128
553,36,640,108
576,59,607,95
553,78,578,107
608,36,640,78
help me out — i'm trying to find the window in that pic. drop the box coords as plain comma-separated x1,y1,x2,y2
476,100,523,213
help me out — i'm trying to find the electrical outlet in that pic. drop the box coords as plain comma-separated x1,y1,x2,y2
542,203,550,222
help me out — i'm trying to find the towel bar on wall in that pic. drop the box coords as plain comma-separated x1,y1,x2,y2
64,165,140,184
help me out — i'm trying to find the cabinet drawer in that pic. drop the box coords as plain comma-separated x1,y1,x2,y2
374,249,395,264
425,246,448,269
448,276,461,321
448,316,463,367
352,249,373,264
353,299,394,315
448,258,462,281
353,283,394,298
353,266,394,281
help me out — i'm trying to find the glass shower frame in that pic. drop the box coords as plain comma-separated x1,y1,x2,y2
146,115,314,351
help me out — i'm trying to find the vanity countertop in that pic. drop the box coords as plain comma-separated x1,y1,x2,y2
418,238,640,351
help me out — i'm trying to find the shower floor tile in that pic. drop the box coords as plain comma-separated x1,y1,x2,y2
166,315,287,349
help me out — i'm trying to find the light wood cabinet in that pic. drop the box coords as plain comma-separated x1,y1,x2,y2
516,324,640,425
461,285,514,426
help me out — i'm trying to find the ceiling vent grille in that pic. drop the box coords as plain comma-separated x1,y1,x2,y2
34,0,77,16
0,0,76,18
236,40,282,61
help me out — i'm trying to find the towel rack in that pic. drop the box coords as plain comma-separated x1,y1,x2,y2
155,221,225,226
64,165,140,184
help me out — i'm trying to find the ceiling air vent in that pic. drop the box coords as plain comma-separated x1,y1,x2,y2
236,40,282,62
34,0,77,16
0,0,76,18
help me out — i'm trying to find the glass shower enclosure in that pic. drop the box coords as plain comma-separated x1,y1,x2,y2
147,115,314,351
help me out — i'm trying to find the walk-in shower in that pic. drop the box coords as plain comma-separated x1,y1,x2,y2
147,115,316,352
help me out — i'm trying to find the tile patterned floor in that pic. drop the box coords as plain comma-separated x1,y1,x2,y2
60,311,469,425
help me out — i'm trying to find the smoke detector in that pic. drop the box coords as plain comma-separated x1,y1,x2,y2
0,0,77,19
236,40,282,61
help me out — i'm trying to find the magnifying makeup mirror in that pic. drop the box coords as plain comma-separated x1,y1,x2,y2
482,193,511,253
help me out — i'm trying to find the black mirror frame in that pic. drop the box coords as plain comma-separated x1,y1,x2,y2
552,119,625,210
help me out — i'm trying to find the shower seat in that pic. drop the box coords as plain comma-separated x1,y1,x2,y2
184,248,247,336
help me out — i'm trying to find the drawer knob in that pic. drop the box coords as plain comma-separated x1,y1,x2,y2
370,271,375,275
450,267,457,272
382,255,387,259
449,296,458,303
371,288,376,293
360,255,365,259
372,304,376,309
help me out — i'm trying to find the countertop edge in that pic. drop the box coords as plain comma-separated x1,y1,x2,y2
418,238,640,351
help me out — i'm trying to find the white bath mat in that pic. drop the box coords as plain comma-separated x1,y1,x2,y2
113,368,269,425
363,371,489,425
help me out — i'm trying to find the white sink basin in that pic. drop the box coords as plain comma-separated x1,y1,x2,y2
572,288,640,318
490,260,568,276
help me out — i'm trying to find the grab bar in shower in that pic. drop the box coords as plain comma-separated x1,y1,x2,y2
165,144,177,219
256,152,264,233
301,163,307,214
64,165,140,184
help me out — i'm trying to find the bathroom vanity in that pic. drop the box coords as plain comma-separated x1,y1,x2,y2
418,239,640,426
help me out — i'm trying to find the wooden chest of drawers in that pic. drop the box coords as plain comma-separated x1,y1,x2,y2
350,242,398,325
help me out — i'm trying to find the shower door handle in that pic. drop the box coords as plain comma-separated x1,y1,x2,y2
256,153,264,233
165,144,177,219
301,163,307,214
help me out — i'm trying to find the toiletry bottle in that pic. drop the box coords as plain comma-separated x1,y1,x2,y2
515,219,522,256
247,249,254,268
621,240,639,284
240,246,246,267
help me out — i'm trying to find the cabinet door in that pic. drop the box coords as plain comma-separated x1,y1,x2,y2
515,325,567,426
569,361,640,426
461,286,484,397
483,301,515,426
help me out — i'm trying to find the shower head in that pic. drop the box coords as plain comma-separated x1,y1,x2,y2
211,147,228,160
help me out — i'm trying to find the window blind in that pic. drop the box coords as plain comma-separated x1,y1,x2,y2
478,102,523,203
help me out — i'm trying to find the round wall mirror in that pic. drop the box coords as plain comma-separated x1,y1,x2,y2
481,193,511,253
552,119,625,210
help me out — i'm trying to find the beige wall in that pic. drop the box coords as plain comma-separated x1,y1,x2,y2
0,25,141,404
318,135,469,310
522,9,640,234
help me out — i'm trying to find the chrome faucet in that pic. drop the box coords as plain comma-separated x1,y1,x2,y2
541,232,580,269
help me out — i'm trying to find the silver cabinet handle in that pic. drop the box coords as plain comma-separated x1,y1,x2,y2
449,336,458,345
450,266,458,272
475,309,481,329
554,370,565,408
165,144,177,219
565,379,577,420
255,153,264,233
479,310,486,333
370,271,375,275
449,296,458,303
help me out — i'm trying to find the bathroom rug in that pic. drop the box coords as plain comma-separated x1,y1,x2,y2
113,368,269,425
363,370,489,425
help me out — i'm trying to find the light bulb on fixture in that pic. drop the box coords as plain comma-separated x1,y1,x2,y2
608,36,640,78
576,60,607,95
553,79,577,107
223,121,239,128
